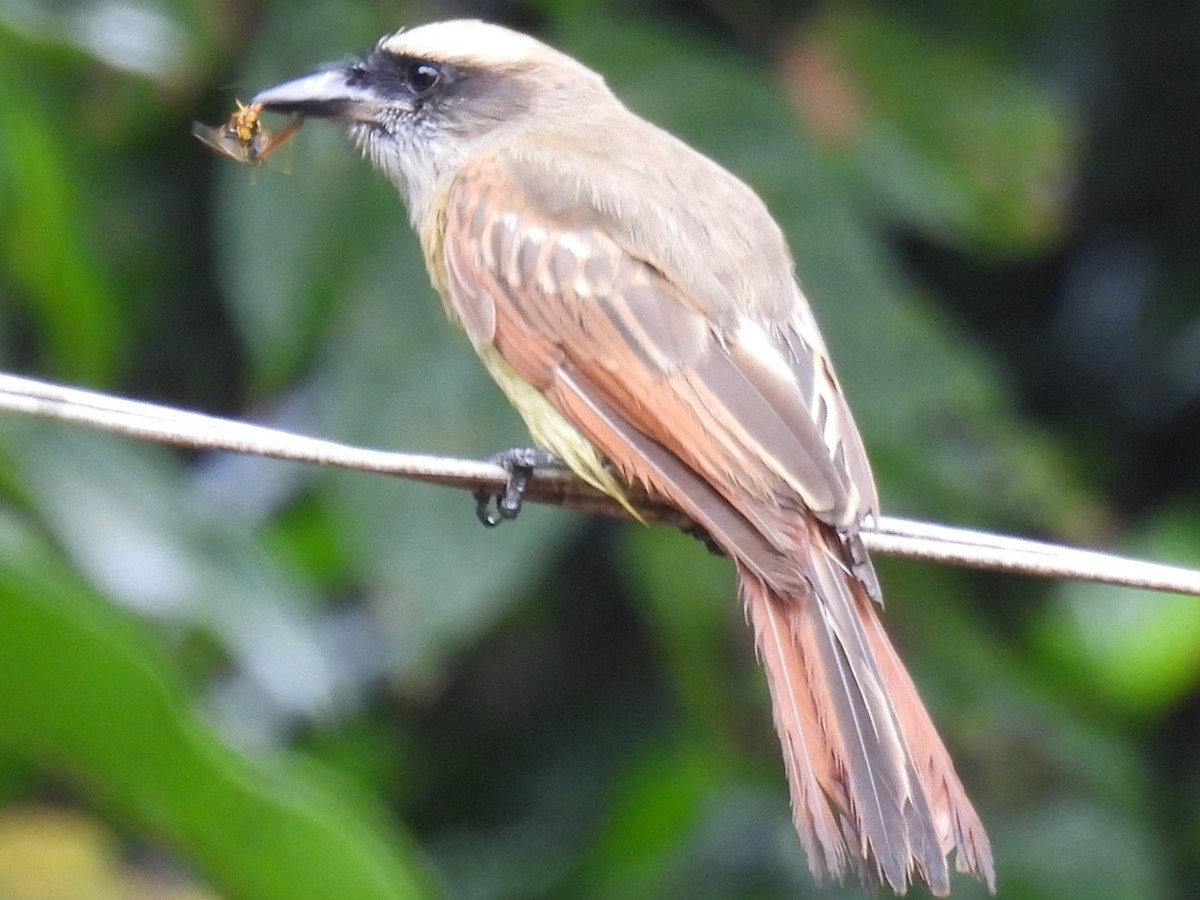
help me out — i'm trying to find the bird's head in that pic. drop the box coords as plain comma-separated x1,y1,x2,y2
252,20,611,219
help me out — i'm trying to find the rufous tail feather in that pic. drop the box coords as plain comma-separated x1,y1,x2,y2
739,518,994,895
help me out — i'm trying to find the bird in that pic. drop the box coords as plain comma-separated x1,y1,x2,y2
250,19,994,894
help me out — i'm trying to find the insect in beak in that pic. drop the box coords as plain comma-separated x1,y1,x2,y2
192,100,303,165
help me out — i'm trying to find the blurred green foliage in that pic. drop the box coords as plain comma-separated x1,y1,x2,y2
2,1,1200,897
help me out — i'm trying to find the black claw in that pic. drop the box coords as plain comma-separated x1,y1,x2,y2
476,447,563,527
475,489,503,527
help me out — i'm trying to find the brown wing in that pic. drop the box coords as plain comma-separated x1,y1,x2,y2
439,149,876,543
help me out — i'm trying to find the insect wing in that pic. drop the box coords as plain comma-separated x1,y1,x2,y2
191,120,254,163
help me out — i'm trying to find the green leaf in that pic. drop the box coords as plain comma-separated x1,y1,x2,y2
0,507,435,900
1037,508,1200,715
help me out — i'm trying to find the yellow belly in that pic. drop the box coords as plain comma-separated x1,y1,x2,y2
474,343,639,519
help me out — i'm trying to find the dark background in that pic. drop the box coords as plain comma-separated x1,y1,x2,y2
2,0,1200,897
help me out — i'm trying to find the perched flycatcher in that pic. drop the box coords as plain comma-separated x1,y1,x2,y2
253,20,994,894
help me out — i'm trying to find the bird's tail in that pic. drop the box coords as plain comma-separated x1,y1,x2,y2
738,518,994,895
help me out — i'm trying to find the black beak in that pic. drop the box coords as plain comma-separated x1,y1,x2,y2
252,64,382,121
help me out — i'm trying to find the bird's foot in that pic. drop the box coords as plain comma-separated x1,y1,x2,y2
475,447,565,527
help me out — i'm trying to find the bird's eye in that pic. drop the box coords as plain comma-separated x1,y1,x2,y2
405,61,442,95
